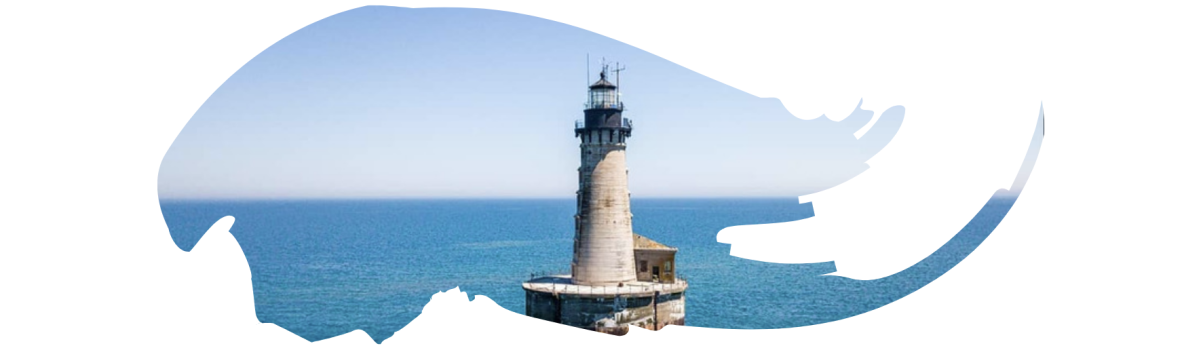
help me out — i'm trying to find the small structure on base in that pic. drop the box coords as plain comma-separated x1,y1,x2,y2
522,64,686,334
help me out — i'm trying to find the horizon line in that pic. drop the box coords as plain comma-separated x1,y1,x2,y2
157,195,804,201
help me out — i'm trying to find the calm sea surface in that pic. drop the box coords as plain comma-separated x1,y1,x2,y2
161,197,1014,342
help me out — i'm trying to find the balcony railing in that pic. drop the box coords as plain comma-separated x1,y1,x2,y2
522,275,689,297
584,101,624,110
574,118,633,131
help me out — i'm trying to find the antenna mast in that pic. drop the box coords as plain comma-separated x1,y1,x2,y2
612,62,625,105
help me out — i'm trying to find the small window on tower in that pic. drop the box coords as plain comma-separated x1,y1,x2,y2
639,260,648,273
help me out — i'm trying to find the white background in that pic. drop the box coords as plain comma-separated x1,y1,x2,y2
2,1,1197,346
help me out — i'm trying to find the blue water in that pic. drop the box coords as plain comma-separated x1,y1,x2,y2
161,196,1016,342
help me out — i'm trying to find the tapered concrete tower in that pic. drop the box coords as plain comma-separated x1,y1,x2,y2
571,66,637,285
522,63,686,334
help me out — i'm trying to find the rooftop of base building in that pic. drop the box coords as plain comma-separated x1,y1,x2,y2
632,233,675,250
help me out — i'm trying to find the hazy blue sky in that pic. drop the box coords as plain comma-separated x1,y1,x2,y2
159,6,902,199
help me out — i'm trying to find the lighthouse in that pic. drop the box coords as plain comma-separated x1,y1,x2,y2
522,63,687,334
571,66,637,285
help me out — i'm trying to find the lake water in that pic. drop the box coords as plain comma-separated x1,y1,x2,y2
161,196,1015,342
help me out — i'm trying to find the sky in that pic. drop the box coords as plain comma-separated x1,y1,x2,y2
159,6,903,199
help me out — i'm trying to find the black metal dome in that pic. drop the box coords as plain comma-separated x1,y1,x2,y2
590,71,616,89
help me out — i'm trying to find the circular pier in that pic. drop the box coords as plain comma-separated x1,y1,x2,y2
522,275,687,334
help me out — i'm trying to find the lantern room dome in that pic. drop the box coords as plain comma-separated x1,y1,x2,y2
590,74,616,89
586,70,620,110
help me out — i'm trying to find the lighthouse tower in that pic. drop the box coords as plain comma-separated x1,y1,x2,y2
571,65,637,285
522,63,686,334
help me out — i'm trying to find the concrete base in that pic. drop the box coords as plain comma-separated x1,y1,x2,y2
523,276,686,334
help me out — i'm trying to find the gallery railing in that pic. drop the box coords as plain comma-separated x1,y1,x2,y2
523,271,688,296
574,118,633,131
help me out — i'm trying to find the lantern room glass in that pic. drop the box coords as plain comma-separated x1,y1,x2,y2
588,87,617,109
